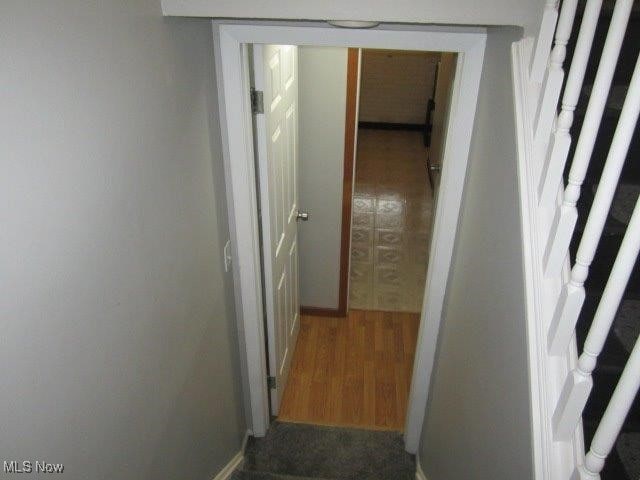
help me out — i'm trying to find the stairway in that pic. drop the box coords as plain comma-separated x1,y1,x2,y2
565,2,640,479
231,422,415,480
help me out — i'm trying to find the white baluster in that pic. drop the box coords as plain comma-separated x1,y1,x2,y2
553,195,640,439
543,0,635,278
548,52,640,355
533,0,578,163
572,334,640,480
538,0,603,208
530,0,560,84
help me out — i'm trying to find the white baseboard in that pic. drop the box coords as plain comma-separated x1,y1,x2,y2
212,430,251,480
241,429,251,453
416,459,428,480
212,450,243,480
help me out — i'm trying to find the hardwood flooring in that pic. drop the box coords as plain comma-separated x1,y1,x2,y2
277,309,420,432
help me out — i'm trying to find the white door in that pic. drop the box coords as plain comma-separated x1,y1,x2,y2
425,53,457,265
253,44,300,415
428,53,457,193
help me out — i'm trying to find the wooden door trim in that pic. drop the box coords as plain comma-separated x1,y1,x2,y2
300,306,343,317
338,48,360,317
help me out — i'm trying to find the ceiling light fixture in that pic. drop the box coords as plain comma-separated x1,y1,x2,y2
327,20,380,29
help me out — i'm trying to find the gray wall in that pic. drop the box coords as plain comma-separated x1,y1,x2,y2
1,2,245,479
419,27,534,480
298,47,348,309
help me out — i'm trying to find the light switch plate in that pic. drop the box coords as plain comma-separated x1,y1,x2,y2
223,240,232,272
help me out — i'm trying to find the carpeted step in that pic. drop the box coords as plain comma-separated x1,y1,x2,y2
231,470,333,480
242,422,415,480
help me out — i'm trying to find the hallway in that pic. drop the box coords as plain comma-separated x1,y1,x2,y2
348,129,433,312
278,310,420,431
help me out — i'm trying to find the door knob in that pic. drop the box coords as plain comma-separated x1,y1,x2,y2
296,211,310,222
429,163,441,172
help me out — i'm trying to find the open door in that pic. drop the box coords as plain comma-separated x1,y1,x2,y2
427,53,457,193
252,44,301,415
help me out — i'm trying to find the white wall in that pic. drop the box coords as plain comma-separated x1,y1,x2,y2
359,50,440,125
419,27,534,480
297,46,348,309
161,0,544,35
1,2,245,479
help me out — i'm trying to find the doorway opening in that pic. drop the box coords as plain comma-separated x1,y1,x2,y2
275,47,457,432
350,49,457,313
212,22,486,453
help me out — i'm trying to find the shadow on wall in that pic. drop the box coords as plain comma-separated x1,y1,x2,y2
2,4,246,480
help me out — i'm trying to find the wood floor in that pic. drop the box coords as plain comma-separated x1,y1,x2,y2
277,310,420,431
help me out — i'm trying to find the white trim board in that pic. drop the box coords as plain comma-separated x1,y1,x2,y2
511,38,583,479
211,430,251,480
212,451,243,480
416,460,428,480
212,20,486,453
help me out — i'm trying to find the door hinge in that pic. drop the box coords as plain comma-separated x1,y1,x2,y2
251,88,264,115
267,376,276,389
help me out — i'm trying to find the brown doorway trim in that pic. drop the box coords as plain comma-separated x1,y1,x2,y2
299,48,359,319
299,306,344,317
337,48,359,316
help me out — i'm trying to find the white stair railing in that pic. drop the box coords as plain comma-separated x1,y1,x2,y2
547,52,640,356
531,0,560,84
553,193,640,440
538,0,602,208
542,0,634,278
533,0,578,163
517,0,640,477
575,333,640,480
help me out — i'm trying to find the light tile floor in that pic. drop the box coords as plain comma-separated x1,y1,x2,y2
349,129,433,313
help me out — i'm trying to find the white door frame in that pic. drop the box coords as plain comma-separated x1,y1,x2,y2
212,20,486,454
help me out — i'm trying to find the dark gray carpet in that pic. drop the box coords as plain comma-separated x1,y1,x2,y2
231,471,328,480
236,422,415,480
